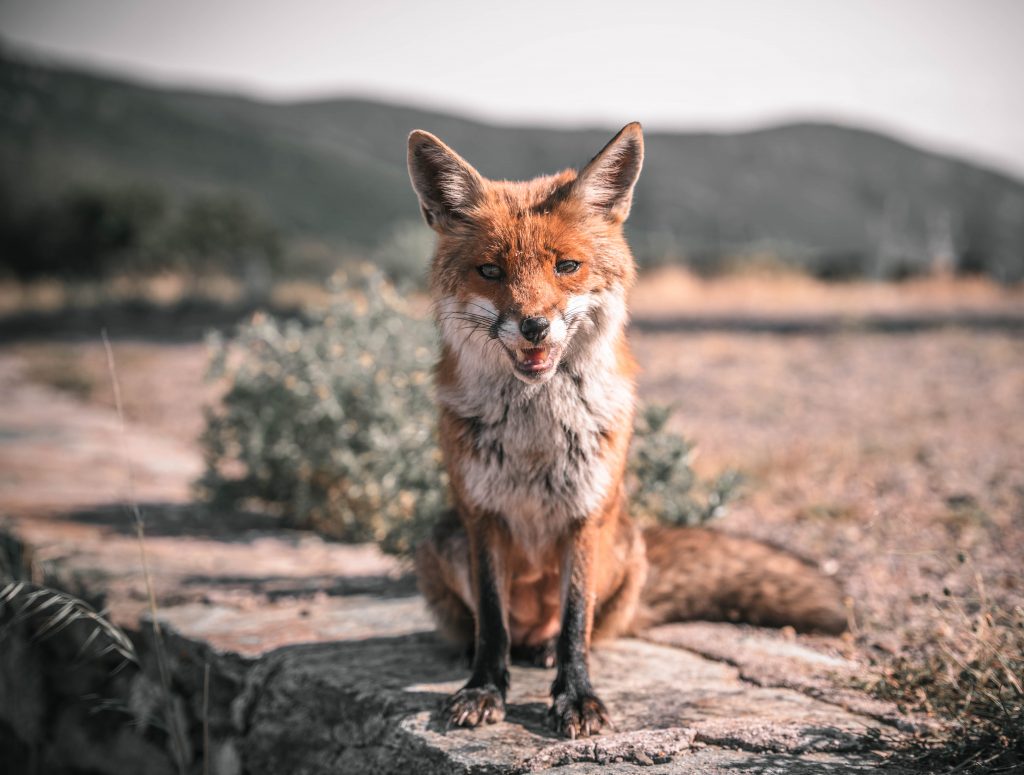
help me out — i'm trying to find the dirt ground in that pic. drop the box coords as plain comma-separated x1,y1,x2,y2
3,271,1023,664
635,329,1024,645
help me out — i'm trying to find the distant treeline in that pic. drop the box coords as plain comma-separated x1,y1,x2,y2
0,185,282,282
1,180,1018,286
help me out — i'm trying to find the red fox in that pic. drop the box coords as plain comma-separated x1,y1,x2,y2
407,123,846,739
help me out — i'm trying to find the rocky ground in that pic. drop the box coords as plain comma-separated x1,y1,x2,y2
1,275,1022,773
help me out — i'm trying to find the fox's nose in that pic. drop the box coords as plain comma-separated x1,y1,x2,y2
519,316,550,344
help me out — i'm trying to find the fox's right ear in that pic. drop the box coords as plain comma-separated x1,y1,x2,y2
573,122,644,224
407,131,484,232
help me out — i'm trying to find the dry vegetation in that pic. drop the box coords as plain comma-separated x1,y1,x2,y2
0,274,247,317
631,265,1024,319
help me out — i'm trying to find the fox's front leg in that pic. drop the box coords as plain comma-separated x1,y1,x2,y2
549,523,611,738
444,521,510,727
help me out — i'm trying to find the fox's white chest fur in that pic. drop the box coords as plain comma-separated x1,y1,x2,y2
438,289,634,555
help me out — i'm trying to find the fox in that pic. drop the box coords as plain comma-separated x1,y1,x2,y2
407,122,846,739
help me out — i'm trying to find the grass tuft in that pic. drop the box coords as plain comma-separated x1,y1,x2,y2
866,584,1023,772
102,330,190,775
0,581,137,669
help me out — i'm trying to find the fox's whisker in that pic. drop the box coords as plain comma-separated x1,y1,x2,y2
438,311,495,321
460,300,501,318
439,314,499,328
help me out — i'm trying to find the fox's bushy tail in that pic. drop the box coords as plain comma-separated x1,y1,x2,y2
637,526,848,635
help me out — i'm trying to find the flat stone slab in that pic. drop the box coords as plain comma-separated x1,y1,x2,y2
155,595,434,656
532,749,900,774
5,502,914,773
229,626,897,774
645,623,932,733
4,500,915,773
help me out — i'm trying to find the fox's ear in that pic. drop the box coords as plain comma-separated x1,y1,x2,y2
573,122,644,223
407,130,484,232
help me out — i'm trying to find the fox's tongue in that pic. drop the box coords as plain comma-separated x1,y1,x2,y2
519,347,549,368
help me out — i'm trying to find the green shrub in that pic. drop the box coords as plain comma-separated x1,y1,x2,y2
200,268,442,555
628,404,741,527
199,269,736,555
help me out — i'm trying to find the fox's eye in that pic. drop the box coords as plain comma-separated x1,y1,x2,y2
477,264,504,280
555,259,581,275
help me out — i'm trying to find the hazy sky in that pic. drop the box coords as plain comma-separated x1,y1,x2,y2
2,0,1023,177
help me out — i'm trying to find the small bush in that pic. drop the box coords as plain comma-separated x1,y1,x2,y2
200,269,735,555
628,404,741,527
200,268,443,555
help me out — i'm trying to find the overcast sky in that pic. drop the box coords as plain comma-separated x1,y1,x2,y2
2,0,1023,177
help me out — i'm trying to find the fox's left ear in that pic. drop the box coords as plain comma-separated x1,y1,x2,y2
573,122,644,223
407,130,484,233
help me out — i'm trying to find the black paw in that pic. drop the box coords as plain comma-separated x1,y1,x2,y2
548,691,611,739
444,684,506,728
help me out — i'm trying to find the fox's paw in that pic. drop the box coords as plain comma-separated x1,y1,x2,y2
548,691,611,739
444,684,506,728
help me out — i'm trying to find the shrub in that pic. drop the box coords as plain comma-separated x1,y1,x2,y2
200,269,736,555
628,403,741,527
200,268,442,555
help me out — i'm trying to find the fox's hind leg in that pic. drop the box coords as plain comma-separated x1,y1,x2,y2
415,516,474,649
593,524,648,641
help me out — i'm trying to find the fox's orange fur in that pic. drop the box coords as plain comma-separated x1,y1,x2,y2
408,123,845,738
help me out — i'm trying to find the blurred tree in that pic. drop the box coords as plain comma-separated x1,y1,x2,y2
167,194,282,298
0,185,167,279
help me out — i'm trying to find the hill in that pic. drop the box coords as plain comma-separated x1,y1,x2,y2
2,50,1022,279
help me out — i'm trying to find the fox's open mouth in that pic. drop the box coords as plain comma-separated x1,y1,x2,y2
511,346,557,377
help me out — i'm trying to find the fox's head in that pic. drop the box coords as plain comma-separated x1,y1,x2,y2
407,123,643,386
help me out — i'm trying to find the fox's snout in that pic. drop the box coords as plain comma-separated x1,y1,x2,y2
519,316,550,344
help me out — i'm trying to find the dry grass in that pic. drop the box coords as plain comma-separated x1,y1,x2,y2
629,266,1024,319
867,587,1023,772
0,581,138,669
102,332,189,774
634,326,1023,769
0,274,245,316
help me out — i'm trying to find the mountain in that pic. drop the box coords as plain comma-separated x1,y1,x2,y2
2,50,1022,279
